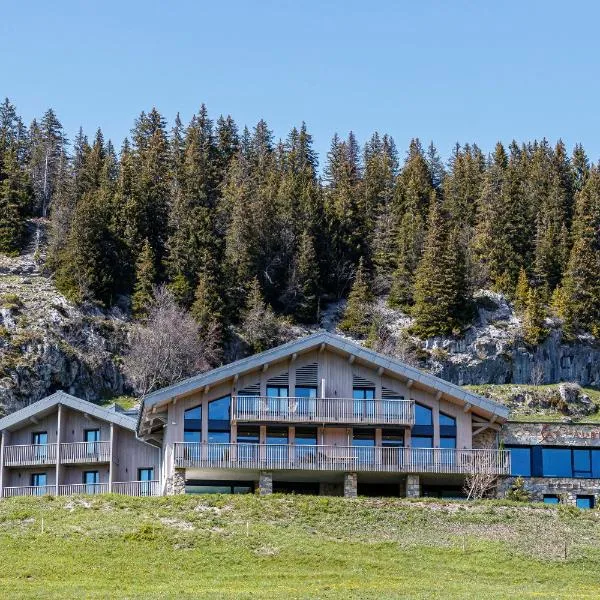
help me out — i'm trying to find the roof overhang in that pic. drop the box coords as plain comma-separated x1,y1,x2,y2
138,332,509,435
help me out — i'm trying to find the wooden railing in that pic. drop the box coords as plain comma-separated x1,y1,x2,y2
60,441,111,464
3,444,57,466
233,396,415,425
174,443,511,475
58,483,109,495
112,480,160,497
3,485,55,497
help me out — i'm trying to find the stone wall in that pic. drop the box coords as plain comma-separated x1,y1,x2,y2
343,472,357,498
472,428,498,449
406,475,420,498
501,422,600,447
165,468,186,495
498,476,600,505
258,471,273,495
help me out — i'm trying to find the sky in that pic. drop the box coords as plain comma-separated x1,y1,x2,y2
2,0,599,168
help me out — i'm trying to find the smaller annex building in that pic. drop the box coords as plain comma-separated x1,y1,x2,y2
0,392,160,497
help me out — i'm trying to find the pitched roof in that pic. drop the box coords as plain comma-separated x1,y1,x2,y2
139,331,509,422
0,391,138,432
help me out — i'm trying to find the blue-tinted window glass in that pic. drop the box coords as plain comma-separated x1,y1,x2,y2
542,449,572,477
382,429,404,448
266,427,288,444
573,450,592,478
295,427,317,445
411,436,433,448
592,450,600,478
440,437,456,449
353,388,375,399
508,447,531,476
576,496,594,509
415,404,433,426
295,387,317,398
184,405,202,443
439,413,456,427
208,431,230,443
352,429,375,447
237,426,260,443
208,396,230,421
543,495,560,504
31,473,47,487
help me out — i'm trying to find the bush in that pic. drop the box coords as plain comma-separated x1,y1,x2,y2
0,293,23,311
505,477,531,502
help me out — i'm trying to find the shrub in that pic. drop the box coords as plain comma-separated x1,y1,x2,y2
505,477,531,502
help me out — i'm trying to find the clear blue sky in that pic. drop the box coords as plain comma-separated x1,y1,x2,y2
2,0,599,167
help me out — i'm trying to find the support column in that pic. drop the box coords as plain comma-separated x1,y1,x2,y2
108,423,114,493
166,468,186,495
56,404,63,495
259,471,273,495
406,474,421,498
344,472,357,498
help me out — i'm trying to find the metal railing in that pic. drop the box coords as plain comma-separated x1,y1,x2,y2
60,441,111,464
58,483,109,495
233,396,415,425
3,444,58,466
174,443,511,475
3,485,56,497
112,480,160,497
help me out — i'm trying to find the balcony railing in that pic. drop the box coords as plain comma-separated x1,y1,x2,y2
2,485,56,497
58,483,109,495
60,441,111,464
233,396,415,425
174,443,511,475
3,444,58,466
112,480,160,497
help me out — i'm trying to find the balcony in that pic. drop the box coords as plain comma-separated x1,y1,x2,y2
1,481,160,498
60,441,111,464
233,396,414,426
4,444,58,467
174,443,511,475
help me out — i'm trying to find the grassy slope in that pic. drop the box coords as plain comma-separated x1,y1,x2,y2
465,384,600,423
0,495,599,599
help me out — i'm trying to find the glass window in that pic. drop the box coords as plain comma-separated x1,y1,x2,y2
295,387,317,415
237,425,260,444
185,482,254,494
295,387,317,398
353,389,375,418
184,405,202,443
592,450,600,478
382,429,404,448
440,437,456,449
31,473,47,487
208,396,231,442
84,429,100,442
295,427,317,445
208,431,230,444
415,404,433,426
353,388,375,400
542,449,572,477
138,468,154,481
411,436,433,448
576,496,594,510
352,429,375,447
266,427,288,445
439,413,456,427
208,396,231,421
32,432,48,445
543,495,560,504
573,450,592,478
509,447,532,477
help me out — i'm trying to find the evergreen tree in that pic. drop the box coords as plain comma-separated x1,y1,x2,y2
240,277,281,353
523,286,548,346
339,258,373,337
514,267,529,315
0,148,30,254
131,239,156,319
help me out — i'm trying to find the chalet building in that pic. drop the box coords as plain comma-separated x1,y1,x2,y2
0,392,160,497
138,332,511,498
2,333,598,506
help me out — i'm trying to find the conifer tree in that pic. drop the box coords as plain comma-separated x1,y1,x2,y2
339,258,373,338
240,277,281,353
131,239,156,319
514,267,529,315
0,148,30,254
523,286,548,346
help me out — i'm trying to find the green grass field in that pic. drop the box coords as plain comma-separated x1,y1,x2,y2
0,494,599,599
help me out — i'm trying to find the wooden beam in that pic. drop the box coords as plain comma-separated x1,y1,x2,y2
348,354,355,364
435,391,442,401
233,373,239,383
203,385,210,393
29,416,39,425
262,363,269,372
291,353,297,362
406,379,414,389
377,366,384,376
464,403,472,413
319,343,326,353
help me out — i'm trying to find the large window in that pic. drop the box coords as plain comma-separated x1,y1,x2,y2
508,446,600,479
439,413,456,465
83,470,99,493
184,405,202,443
185,480,254,494
267,386,289,415
32,431,49,461
382,429,404,448
295,386,317,415
31,473,47,491
353,388,375,419
353,428,375,464
208,396,231,444
414,404,433,426
295,427,317,446
412,403,433,453
237,425,260,444
266,426,288,445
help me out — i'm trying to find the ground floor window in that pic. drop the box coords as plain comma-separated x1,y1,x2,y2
507,445,600,479
185,480,254,494
543,494,560,504
576,495,595,510
31,473,47,489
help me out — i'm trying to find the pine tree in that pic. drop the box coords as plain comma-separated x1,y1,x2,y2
0,148,30,254
339,258,373,337
240,277,281,353
412,199,470,338
523,286,548,346
514,267,529,315
131,239,156,319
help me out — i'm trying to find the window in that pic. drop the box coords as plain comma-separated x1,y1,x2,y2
84,429,100,442
31,473,47,494
542,448,572,477
414,404,433,426
184,405,202,443
573,450,592,478
267,386,289,415
138,468,154,496
83,470,99,494
208,396,231,444
237,425,260,444
508,447,532,477
295,387,317,415
382,429,404,448
294,427,317,446
543,495,560,504
185,480,254,494
411,436,433,448
576,495,595,510
352,429,375,447
439,412,456,463
413,405,434,451
353,388,375,419
266,426,288,445
32,431,49,461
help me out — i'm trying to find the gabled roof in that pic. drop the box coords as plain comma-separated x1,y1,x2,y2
139,331,509,424
0,391,138,432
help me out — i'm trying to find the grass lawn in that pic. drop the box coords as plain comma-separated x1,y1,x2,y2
0,495,599,599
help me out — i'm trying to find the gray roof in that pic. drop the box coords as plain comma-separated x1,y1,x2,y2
139,331,509,422
0,391,138,432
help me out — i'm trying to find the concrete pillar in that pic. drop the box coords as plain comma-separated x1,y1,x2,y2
259,471,273,495
406,474,421,498
166,468,186,495
343,472,357,498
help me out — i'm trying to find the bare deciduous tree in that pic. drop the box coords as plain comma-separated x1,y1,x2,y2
463,443,501,500
123,286,219,396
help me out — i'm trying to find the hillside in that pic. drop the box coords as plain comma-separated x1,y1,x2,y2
0,494,598,599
